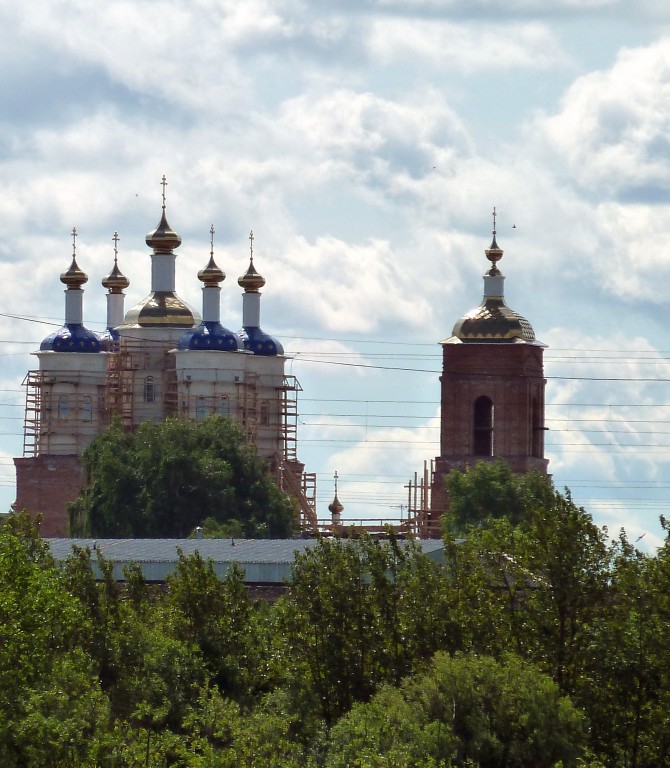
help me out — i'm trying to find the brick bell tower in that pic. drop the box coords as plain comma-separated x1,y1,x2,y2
431,214,549,520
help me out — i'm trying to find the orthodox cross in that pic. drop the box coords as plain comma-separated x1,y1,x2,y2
249,230,254,259
210,224,215,257
112,231,119,263
161,175,168,209
492,206,497,233
71,227,78,256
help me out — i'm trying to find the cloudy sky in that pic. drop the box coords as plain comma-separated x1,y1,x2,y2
2,0,670,548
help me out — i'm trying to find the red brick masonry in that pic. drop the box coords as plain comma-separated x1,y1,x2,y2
14,455,84,537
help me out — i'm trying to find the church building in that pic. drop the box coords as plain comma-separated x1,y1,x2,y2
14,180,315,536
429,215,549,523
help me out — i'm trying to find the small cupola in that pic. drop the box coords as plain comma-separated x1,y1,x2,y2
40,228,101,353
446,209,541,346
178,225,242,352
237,230,283,356
122,176,200,329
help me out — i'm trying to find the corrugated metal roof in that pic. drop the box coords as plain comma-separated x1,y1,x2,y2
46,537,445,584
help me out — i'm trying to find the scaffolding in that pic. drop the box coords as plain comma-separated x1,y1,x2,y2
236,373,259,446
21,341,320,531
279,375,301,461
105,343,135,428
22,371,42,457
403,459,441,537
163,353,178,417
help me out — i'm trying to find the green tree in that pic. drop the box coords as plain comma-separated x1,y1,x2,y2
445,459,554,534
326,652,585,768
279,535,455,727
582,527,670,768
69,414,297,538
0,512,102,765
444,485,612,695
167,550,263,705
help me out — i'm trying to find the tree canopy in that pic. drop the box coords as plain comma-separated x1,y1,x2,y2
8,460,670,765
444,459,555,534
68,415,297,538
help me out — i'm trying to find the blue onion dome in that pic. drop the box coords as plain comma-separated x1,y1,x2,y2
178,321,242,351
60,255,87,288
40,324,102,352
238,256,266,292
237,326,284,356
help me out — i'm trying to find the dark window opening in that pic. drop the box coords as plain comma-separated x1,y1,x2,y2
473,396,494,456
144,377,155,403
531,394,542,458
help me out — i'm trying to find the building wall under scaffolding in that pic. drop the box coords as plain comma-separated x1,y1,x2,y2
17,338,318,535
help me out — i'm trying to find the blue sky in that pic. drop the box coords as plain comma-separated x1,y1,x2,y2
2,1,670,549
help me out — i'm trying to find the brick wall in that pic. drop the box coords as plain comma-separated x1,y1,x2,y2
431,342,548,522
14,455,84,537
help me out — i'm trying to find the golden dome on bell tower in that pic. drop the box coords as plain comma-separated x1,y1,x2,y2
447,210,541,346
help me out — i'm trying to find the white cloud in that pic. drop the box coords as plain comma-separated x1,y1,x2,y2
275,235,434,333
537,38,670,199
369,19,568,72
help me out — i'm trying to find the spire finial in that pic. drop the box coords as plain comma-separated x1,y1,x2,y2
102,231,129,293
328,470,344,519
197,225,225,286
61,228,87,288
161,175,168,210
249,230,254,260
485,207,503,275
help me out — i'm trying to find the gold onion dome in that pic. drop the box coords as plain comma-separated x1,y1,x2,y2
122,181,199,328
60,255,87,288
485,232,503,274
102,234,129,293
123,293,199,328
238,257,265,292
145,209,182,252
102,260,129,292
450,227,539,345
199,227,225,286
199,255,225,285
238,230,265,291
328,494,344,516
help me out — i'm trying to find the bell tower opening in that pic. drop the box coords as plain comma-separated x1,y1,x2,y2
473,396,494,456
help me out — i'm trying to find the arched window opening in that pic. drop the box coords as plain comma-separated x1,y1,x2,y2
473,396,494,456
81,396,92,422
57,395,70,421
144,377,155,403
